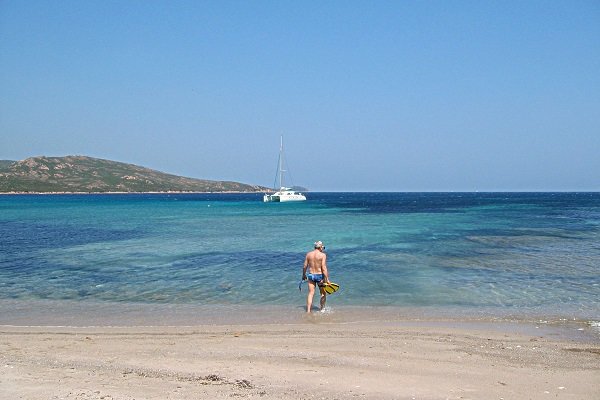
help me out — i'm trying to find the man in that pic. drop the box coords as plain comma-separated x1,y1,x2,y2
302,240,330,313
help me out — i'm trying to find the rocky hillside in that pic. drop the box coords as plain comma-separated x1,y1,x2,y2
0,156,268,193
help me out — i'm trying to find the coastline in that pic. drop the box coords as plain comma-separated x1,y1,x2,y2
3,191,599,195
2,300,599,337
0,190,267,195
2,317,598,399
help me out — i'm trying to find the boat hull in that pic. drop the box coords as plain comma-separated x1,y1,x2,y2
263,190,306,202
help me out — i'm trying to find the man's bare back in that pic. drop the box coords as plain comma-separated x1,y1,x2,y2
305,249,326,274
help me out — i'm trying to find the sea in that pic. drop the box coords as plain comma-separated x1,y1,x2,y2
1,192,599,335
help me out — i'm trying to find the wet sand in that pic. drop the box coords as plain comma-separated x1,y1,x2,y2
1,318,599,400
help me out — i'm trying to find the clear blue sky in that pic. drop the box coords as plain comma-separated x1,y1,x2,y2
1,1,598,191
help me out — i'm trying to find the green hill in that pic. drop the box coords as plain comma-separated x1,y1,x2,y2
0,156,268,193
0,160,16,171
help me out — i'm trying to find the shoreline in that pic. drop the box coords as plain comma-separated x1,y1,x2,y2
2,300,599,344
0,190,267,195
2,191,599,195
1,320,598,399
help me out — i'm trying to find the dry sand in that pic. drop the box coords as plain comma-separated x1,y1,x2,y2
1,319,598,400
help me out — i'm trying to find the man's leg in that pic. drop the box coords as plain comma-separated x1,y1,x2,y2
306,281,316,313
319,286,327,310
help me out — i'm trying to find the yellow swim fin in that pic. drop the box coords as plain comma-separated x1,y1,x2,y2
323,282,340,294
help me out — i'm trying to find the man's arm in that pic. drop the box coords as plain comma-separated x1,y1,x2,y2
322,253,329,283
302,254,308,280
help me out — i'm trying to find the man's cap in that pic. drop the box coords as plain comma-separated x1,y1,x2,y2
314,241,325,249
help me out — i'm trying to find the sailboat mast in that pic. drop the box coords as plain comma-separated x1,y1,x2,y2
279,135,284,189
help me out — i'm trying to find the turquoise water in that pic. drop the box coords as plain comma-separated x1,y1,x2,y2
1,192,599,323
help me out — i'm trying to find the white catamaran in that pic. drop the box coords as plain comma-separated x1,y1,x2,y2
263,137,307,202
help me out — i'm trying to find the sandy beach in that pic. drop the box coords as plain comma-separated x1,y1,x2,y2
1,318,598,400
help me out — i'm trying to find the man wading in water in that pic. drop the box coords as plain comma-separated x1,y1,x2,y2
302,241,330,313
